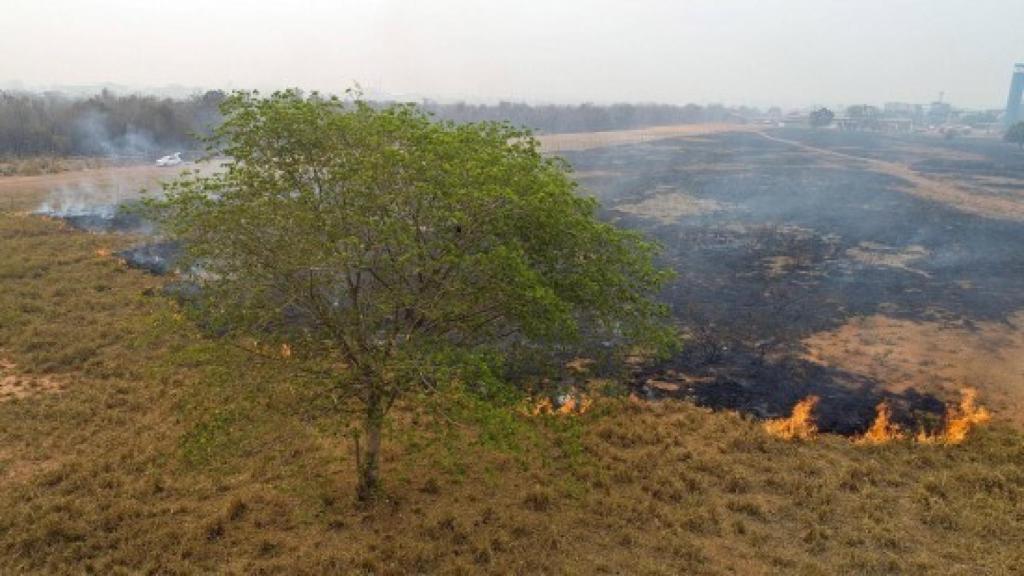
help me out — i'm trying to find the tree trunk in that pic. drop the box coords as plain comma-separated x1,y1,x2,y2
356,393,384,501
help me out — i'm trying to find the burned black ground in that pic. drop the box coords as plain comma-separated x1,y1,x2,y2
564,129,1024,432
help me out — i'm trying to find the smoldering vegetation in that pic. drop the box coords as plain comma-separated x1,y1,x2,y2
26,174,192,286
566,129,1024,433
33,183,152,234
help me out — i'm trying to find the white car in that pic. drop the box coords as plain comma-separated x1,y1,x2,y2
155,152,183,167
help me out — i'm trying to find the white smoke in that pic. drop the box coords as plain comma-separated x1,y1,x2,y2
73,109,159,158
33,180,155,234
34,181,122,219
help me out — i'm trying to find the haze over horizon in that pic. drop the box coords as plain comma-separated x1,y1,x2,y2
2,0,1023,109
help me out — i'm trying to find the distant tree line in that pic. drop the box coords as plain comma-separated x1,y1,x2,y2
0,89,758,158
0,89,225,157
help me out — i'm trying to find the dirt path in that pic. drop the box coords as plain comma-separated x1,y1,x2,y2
0,163,210,213
0,357,62,402
537,123,755,152
756,131,1024,222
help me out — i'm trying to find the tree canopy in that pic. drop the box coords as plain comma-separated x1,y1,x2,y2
809,107,835,128
151,90,675,498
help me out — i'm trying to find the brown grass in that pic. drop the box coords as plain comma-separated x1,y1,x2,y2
537,123,755,152
0,156,111,178
613,186,727,223
0,213,1022,574
844,242,931,277
0,163,208,213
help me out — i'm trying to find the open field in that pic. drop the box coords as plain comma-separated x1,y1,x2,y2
565,128,1024,433
536,123,755,152
1,127,1024,573
0,156,115,178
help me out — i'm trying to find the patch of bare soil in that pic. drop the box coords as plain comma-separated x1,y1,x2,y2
0,447,58,486
613,186,726,223
845,242,931,277
758,132,1024,222
891,143,989,164
0,357,62,402
0,162,219,213
802,312,1024,426
537,123,754,152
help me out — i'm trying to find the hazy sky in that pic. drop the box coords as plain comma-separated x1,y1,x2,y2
3,0,1023,108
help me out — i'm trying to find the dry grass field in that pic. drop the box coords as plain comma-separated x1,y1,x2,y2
0,165,175,213
536,123,755,152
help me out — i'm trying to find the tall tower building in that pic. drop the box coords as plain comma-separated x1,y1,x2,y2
1006,63,1024,127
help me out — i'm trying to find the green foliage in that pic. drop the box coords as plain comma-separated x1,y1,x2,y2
809,107,835,128
179,407,243,466
148,89,675,492
1005,122,1024,148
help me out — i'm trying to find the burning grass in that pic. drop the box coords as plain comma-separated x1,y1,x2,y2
803,313,1024,426
527,392,594,416
855,401,905,445
917,387,992,445
765,389,993,446
763,396,819,440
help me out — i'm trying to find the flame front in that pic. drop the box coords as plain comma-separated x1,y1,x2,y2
764,396,819,440
855,401,903,445
917,387,991,445
529,393,592,416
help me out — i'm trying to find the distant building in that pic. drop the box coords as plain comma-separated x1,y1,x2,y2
884,102,919,117
1005,63,1024,127
927,101,953,125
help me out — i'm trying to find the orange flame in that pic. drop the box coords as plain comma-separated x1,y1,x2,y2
556,395,577,415
917,387,991,445
764,396,819,440
531,397,554,416
855,401,903,445
528,393,592,416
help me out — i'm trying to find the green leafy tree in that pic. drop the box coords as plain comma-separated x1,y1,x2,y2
1005,122,1024,149
809,107,834,128
150,90,675,499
